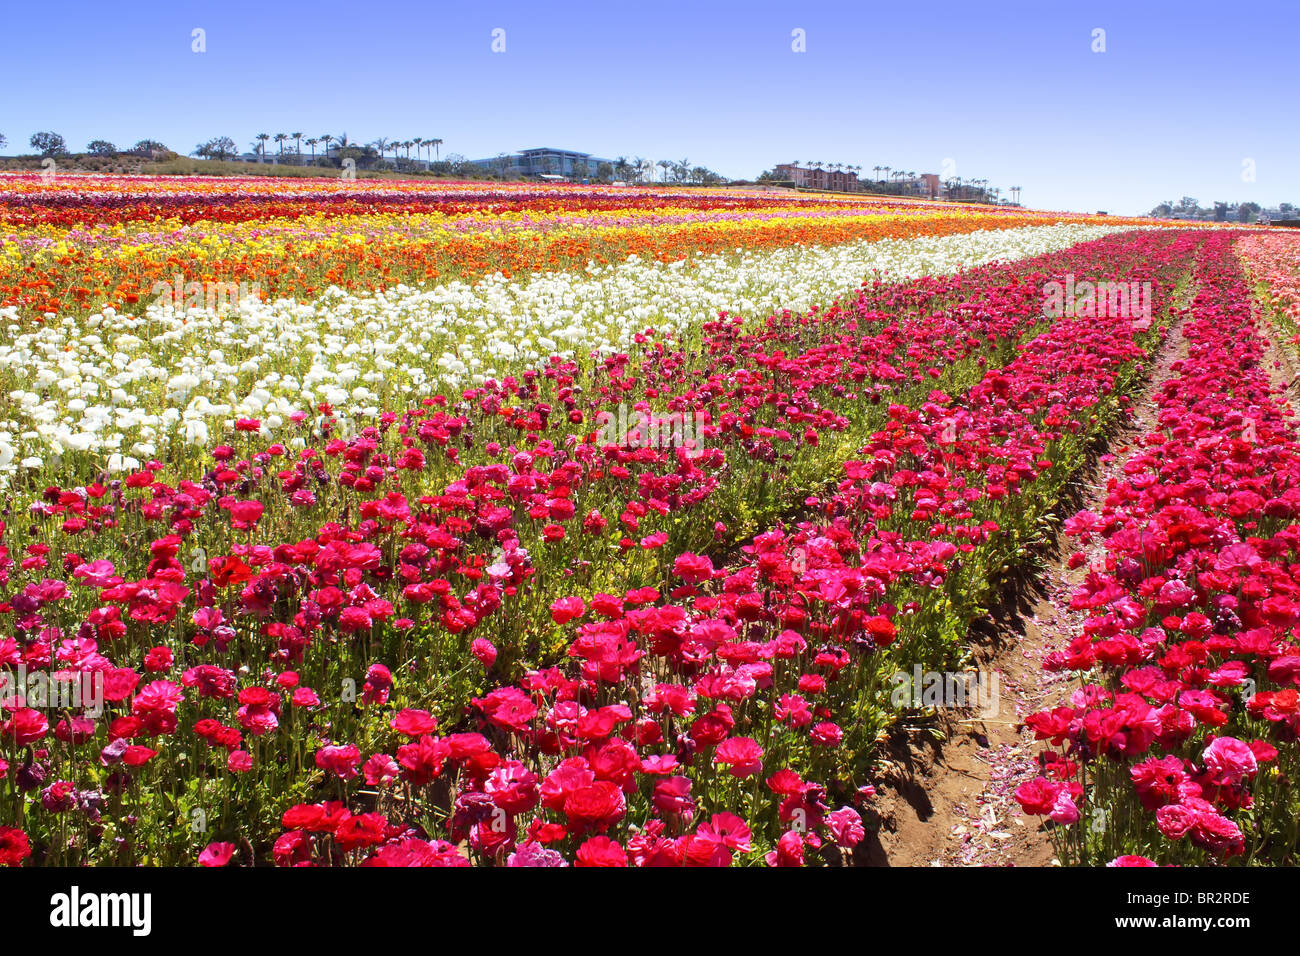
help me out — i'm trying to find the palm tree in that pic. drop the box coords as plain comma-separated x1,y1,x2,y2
292,132,303,155
328,133,354,168
305,137,319,160
274,133,288,156
657,159,671,183
255,133,270,161
429,138,443,161
372,137,391,163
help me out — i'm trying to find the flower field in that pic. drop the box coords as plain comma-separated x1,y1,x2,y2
4,174,1300,869
1,177,1135,320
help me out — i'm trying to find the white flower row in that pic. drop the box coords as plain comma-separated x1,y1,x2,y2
0,222,1131,483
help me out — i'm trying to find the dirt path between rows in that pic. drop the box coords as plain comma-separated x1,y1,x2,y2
862,309,1193,867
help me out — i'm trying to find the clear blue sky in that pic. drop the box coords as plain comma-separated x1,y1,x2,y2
2,0,1295,214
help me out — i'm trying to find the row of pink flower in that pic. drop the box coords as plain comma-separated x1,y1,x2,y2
1016,233,1300,866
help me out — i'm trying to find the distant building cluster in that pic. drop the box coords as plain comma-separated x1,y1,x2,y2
773,163,860,192
467,148,614,180
765,162,1017,205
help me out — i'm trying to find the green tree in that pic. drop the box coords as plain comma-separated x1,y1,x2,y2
207,136,236,161
86,139,117,157
131,139,168,157
29,131,68,157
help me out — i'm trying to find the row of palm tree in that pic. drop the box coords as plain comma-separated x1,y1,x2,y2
868,165,916,184
365,136,445,164
944,177,1019,205
792,160,865,178
245,132,444,164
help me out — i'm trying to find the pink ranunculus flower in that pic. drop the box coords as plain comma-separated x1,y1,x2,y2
1049,788,1080,825
198,842,236,867
472,638,498,668
826,807,865,848
713,736,763,778
673,551,715,584
1201,736,1257,786
228,499,265,529
1155,803,1199,841
549,596,586,625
